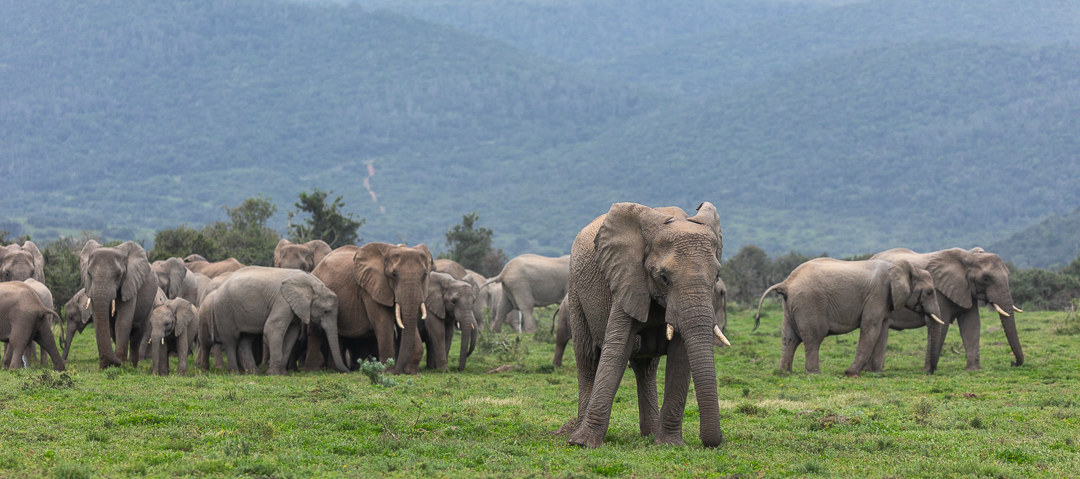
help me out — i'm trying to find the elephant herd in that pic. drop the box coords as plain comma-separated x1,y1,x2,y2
0,201,1027,449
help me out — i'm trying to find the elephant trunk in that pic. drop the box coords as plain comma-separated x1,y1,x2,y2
90,287,122,368
685,321,723,448
457,311,477,371
996,300,1024,367
62,321,78,361
925,317,945,374
392,295,424,374
320,317,350,373
150,335,163,375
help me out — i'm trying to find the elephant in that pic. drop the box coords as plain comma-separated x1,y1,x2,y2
152,257,200,305
484,253,570,333
433,259,498,330
753,258,943,376
80,241,158,369
563,202,729,448
420,271,479,371
202,266,347,374
148,298,198,376
183,254,244,278
61,289,91,360
871,247,1023,372
0,281,64,371
0,241,44,283
433,258,469,280
274,239,332,272
309,242,433,375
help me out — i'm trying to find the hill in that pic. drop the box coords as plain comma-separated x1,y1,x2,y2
989,208,1080,269
588,0,1080,96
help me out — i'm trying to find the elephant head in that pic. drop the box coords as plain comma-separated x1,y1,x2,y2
282,272,349,373
927,248,1023,366
62,289,93,360
80,240,153,366
594,202,724,447
889,259,946,371
425,271,479,371
274,239,332,272
0,241,44,282
152,257,190,300
354,242,433,374
148,298,197,375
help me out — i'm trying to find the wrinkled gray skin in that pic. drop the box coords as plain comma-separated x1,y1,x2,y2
274,239,332,272
184,254,244,278
148,298,198,376
0,281,64,371
153,257,200,305
484,254,569,333
754,258,942,376
433,260,498,331
15,279,54,365
0,241,44,283
204,267,348,375
871,247,1023,372
81,241,158,369
195,272,232,370
421,272,479,371
565,202,725,448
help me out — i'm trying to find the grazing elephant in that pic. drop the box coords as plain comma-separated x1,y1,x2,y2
205,267,347,374
564,202,728,448
310,243,433,375
274,239,332,272
152,257,200,305
753,258,943,376
183,254,244,278
0,241,44,283
81,241,158,369
0,281,64,371
871,247,1023,371
148,298,198,376
421,272,479,371
484,254,570,333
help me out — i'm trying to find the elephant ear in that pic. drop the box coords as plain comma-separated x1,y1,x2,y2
165,257,188,299
79,240,101,291
354,243,395,307
926,248,973,309
425,272,449,319
595,203,674,322
281,273,315,324
309,240,332,269
119,241,152,303
889,260,915,311
463,274,480,298
21,241,45,282
174,300,197,339
273,239,292,268
691,202,724,263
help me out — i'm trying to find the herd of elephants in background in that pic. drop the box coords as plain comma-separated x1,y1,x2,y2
0,201,1026,448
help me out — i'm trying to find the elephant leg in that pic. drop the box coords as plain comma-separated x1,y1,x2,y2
22,342,36,368
178,338,190,377
845,312,887,377
303,323,327,372
222,335,241,373
554,310,572,367
568,308,634,448
956,308,982,370
630,356,660,438
804,340,823,374
112,301,137,364
655,336,690,446
264,306,293,375
237,336,258,373
492,292,515,333
521,306,537,334
779,315,801,372
867,323,890,373
37,325,66,372
280,323,301,374
2,342,13,369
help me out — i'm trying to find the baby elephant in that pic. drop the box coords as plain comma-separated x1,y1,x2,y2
755,258,942,376
148,298,198,376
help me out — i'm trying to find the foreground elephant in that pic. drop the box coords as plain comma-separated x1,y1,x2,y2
484,253,569,333
0,241,44,283
184,254,245,278
152,258,200,305
0,281,64,371
421,272,478,371
274,239,332,272
310,243,433,375
754,258,943,376
564,202,728,448
148,298,198,376
81,241,158,369
871,247,1023,371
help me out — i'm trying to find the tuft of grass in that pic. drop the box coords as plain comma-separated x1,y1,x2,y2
51,462,91,479
995,448,1037,465
21,370,74,391
912,398,934,425
969,416,985,429
736,403,767,417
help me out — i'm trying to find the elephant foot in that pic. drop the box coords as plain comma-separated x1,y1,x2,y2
552,418,578,436
843,369,861,378
654,432,685,446
567,428,603,448
98,357,122,369
965,364,982,371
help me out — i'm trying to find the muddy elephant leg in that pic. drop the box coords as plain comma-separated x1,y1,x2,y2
630,357,660,438
569,309,634,448
779,315,801,372
655,336,689,445
956,308,982,370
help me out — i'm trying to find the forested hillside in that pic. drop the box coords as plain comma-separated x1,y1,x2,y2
990,208,1080,269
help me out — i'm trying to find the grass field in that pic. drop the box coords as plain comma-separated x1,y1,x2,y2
1,302,1078,478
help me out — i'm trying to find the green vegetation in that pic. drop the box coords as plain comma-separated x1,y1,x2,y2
441,212,507,277
150,197,281,266
4,306,1078,477
286,188,365,249
990,207,1080,269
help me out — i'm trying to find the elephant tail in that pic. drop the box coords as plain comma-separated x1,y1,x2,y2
550,306,560,335
754,284,784,332
479,275,502,290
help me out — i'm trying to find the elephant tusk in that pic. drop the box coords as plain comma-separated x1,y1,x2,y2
456,321,460,329
666,324,674,341
421,303,427,320
395,303,404,329
161,338,165,345
111,300,116,316
930,313,944,325
714,325,731,346
992,303,1011,317
85,298,92,309
1013,305,1024,313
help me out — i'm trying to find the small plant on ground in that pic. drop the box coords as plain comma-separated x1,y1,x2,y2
359,358,397,387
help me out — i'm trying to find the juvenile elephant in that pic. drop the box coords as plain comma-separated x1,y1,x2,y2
484,253,569,333
0,281,64,371
310,243,433,375
433,260,498,330
872,247,1023,372
0,241,44,283
564,202,729,448
204,267,348,374
421,272,479,371
754,258,943,376
148,298,198,376
62,289,92,360
153,257,200,305
274,239,332,272
184,254,245,278
81,241,158,369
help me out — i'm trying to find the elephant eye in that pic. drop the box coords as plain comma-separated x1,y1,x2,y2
658,272,669,286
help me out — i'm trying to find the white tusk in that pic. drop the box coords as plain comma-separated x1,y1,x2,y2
992,303,1011,317
714,325,730,346
161,338,165,345
85,298,92,309
1013,305,1023,313
666,324,674,341
456,322,460,329
395,303,404,329
421,303,427,320
111,300,116,316
930,313,944,325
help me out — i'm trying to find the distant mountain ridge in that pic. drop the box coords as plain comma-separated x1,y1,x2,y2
990,208,1080,269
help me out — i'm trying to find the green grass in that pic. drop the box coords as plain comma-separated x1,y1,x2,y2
3,304,1078,477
